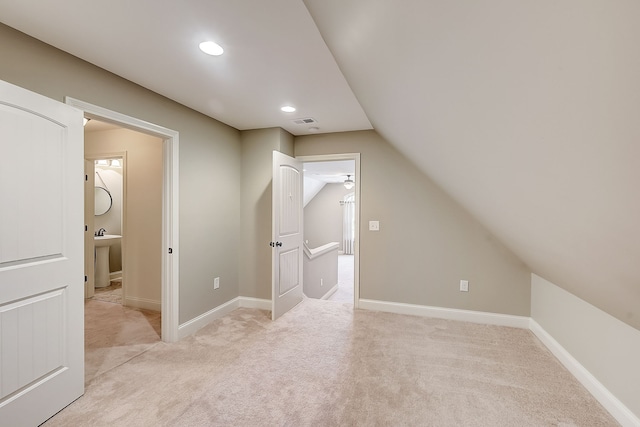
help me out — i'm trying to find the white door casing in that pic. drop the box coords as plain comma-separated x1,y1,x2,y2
65,97,180,343
272,151,304,320
84,159,95,298
297,153,361,308
0,80,84,426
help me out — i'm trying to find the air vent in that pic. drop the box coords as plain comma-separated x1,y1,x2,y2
292,117,317,125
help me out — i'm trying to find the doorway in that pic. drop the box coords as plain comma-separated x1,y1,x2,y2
88,151,125,304
299,154,360,308
66,97,180,342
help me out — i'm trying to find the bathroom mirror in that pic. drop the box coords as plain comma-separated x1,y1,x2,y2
95,186,112,216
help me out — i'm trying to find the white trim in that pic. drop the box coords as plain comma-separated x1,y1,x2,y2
530,319,640,427
238,297,272,311
358,299,530,329
124,296,161,312
65,97,180,343
178,298,240,339
320,284,339,300
297,153,361,309
178,297,272,339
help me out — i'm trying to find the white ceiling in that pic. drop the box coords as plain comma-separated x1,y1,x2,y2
0,0,371,136
1,0,639,329
303,160,355,184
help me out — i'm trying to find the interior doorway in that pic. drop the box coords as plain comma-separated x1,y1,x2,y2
299,154,360,308
66,97,180,342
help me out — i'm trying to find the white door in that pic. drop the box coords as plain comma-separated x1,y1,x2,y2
271,151,304,320
0,80,84,426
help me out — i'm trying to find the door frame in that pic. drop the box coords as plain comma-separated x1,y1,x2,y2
297,153,361,308
65,97,180,343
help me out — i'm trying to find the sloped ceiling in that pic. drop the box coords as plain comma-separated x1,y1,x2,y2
1,1,638,329
303,0,640,329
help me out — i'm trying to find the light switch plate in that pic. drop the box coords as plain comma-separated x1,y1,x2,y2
460,280,469,292
369,220,380,231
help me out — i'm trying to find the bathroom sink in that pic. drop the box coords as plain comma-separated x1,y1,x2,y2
94,234,121,247
94,235,121,288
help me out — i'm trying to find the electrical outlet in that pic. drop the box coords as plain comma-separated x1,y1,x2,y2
214,277,220,290
321,278,324,287
369,220,380,231
460,280,469,292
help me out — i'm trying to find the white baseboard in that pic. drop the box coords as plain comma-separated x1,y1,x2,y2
530,319,640,427
178,297,272,339
124,296,160,312
238,296,271,310
320,284,339,300
358,299,530,329
178,297,241,339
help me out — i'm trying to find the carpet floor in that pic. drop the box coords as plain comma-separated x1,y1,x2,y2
327,255,354,303
90,280,123,305
84,299,161,384
45,299,618,426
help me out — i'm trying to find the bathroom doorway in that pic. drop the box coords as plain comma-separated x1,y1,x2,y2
90,153,124,304
68,97,180,342
85,120,163,311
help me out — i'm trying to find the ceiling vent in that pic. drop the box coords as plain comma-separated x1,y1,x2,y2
292,117,317,125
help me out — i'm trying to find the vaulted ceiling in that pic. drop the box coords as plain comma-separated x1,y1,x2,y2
1,0,638,329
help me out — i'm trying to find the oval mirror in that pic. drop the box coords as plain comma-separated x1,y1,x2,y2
95,186,112,216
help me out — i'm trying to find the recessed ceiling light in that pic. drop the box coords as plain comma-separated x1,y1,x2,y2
281,106,296,113
199,41,224,56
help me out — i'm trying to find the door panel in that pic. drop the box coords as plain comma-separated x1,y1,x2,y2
0,80,84,426
272,151,303,320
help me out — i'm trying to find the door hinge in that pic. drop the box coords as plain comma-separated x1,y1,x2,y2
168,248,173,254
84,275,88,282
85,174,88,181
85,225,88,232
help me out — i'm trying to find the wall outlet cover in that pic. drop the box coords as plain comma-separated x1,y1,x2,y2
460,280,469,292
214,277,220,290
369,220,380,231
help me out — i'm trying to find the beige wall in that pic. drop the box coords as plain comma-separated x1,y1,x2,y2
304,183,352,251
531,274,640,420
239,128,294,299
0,23,242,324
303,244,339,299
295,131,531,316
0,22,530,320
86,128,163,307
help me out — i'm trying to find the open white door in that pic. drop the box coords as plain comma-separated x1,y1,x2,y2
271,151,304,320
0,80,84,426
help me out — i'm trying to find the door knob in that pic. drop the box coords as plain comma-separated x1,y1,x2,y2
276,242,283,247
269,241,283,247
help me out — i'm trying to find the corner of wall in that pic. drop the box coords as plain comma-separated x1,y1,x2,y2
530,274,640,425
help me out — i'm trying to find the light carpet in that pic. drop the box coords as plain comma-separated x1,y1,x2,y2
328,255,354,303
84,299,161,384
90,281,123,305
45,299,617,426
